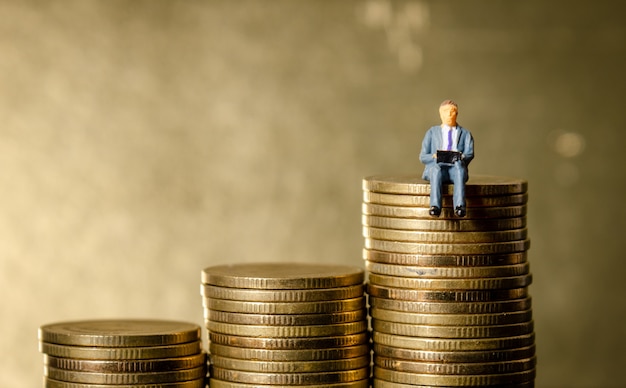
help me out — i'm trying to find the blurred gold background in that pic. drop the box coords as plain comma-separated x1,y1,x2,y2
1,1,625,387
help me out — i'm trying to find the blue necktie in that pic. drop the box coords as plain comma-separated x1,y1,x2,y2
446,128,453,151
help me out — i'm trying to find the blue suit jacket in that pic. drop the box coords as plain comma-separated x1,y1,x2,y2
419,125,474,181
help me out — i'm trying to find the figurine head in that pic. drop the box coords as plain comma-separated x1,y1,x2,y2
439,100,458,127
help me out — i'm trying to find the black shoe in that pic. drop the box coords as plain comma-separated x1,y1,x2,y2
455,206,466,217
429,206,441,217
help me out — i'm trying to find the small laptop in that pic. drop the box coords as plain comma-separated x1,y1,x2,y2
436,150,462,164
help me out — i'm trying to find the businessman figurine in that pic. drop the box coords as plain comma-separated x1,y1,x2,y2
419,100,474,217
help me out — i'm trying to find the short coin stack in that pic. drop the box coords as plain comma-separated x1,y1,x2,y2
362,175,535,387
201,263,370,388
38,319,207,387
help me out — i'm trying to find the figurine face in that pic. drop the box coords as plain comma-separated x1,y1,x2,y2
439,104,458,127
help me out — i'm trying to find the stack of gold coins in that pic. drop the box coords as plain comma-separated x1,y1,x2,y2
38,319,207,387
363,175,536,388
201,263,370,388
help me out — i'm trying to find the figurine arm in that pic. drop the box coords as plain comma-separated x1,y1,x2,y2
419,129,437,165
459,130,474,165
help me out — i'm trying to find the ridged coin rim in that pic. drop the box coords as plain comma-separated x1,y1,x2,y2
38,320,201,347
369,308,533,326
363,191,528,207
363,175,527,195
209,354,371,373
209,343,371,361
201,263,364,289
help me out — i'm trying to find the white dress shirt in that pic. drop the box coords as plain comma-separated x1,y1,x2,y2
441,125,459,151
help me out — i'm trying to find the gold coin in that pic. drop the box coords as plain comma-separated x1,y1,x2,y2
374,355,537,374
209,354,371,373
373,343,536,363
201,284,365,302
368,296,532,314
373,366,535,386
364,249,527,267
368,274,532,290
363,191,528,207
43,353,206,372
363,175,527,196
367,284,528,302
38,319,201,347
44,378,207,388
201,263,364,289
203,296,366,314
363,203,527,219
206,321,367,337
365,238,530,255
363,215,526,231
364,227,528,243
210,366,370,385
209,332,369,349
372,331,535,351
369,308,533,326
205,309,367,326
39,340,203,360
44,365,206,384
366,262,530,278
209,343,371,361
371,319,534,338
372,379,535,388
209,378,370,388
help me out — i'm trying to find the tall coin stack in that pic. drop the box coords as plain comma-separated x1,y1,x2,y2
201,263,371,388
38,319,207,387
362,175,536,387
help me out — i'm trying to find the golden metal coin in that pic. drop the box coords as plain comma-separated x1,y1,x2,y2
204,296,365,314
209,379,370,388
365,238,530,255
373,366,535,386
39,340,203,360
364,226,528,243
363,191,528,207
367,284,528,302
209,343,371,361
363,175,527,196
373,343,536,363
210,366,370,385
372,379,535,388
206,321,367,337
205,309,367,326
364,249,527,267
201,284,364,302
38,319,201,347
201,263,364,289
44,378,207,388
368,296,532,314
368,274,532,290
44,365,206,384
363,215,526,231
369,308,532,326
210,354,371,373
363,203,527,219
209,332,369,349
371,319,534,338
43,353,206,373
372,331,535,351
366,262,530,278
374,355,536,374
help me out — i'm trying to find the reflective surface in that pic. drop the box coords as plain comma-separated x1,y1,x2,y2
1,1,625,386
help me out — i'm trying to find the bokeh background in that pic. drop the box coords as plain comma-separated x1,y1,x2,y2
1,0,625,386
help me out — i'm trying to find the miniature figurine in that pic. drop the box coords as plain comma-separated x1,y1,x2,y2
419,100,474,217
